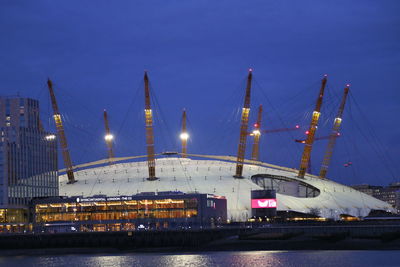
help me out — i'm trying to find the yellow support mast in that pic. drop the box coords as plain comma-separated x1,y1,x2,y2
144,71,157,180
234,69,253,178
298,75,327,178
319,84,350,179
47,79,76,184
251,104,263,161
103,109,115,163
180,109,189,158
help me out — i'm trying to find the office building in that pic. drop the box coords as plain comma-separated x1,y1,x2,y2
0,97,58,232
351,183,400,213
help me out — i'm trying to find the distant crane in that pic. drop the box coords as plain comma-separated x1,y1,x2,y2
258,126,300,134
180,109,189,158
47,79,76,184
298,75,327,178
234,69,253,178
295,133,340,144
103,109,115,163
319,85,350,179
144,71,157,180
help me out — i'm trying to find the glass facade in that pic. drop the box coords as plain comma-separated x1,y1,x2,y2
35,198,198,223
33,193,227,232
0,97,58,225
0,208,27,223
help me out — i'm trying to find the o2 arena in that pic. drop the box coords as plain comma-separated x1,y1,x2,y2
59,155,393,221
53,71,393,222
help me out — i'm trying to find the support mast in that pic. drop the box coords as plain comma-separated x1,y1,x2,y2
47,79,76,184
234,69,253,178
144,71,157,180
251,104,263,161
103,109,115,162
180,109,188,158
298,75,327,178
319,84,350,178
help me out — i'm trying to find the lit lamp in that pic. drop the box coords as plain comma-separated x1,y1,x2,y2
252,129,261,136
104,134,114,141
45,134,56,141
180,132,189,141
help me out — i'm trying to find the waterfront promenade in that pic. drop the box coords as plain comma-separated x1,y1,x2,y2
1,222,400,252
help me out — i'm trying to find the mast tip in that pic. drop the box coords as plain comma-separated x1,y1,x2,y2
248,68,253,72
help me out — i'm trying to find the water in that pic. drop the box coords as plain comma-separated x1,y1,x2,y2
0,251,398,267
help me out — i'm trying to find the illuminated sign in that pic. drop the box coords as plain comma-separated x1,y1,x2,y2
76,196,133,203
251,199,277,208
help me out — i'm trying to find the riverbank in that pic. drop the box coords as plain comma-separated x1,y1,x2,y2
1,223,400,254
1,237,400,257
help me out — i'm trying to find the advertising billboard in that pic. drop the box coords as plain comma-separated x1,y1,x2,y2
251,198,277,209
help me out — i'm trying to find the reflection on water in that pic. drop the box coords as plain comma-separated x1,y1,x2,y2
0,250,398,267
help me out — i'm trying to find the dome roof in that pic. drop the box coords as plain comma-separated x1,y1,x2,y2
59,156,393,221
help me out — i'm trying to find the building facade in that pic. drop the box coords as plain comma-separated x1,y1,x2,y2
33,192,227,232
351,183,400,213
0,97,58,231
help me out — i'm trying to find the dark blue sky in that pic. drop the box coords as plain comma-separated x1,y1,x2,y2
1,1,399,186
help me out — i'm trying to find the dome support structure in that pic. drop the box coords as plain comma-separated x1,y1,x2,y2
319,84,350,179
103,109,115,163
144,71,157,181
298,75,327,178
234,69,253,178
251,104,263,161
180,109,188,158
47,78,76,184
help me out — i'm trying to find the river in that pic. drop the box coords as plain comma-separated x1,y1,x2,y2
0,250,398,266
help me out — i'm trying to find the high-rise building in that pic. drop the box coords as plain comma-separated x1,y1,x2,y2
0,97,58,231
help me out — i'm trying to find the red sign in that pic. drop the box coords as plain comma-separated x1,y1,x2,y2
251,199,277,208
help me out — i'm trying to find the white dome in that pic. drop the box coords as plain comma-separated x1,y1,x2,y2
59,155,394,221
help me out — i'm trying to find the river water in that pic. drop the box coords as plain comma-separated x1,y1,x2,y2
0,251,398,266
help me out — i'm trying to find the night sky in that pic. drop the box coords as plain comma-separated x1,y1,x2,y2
1,1,399,186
